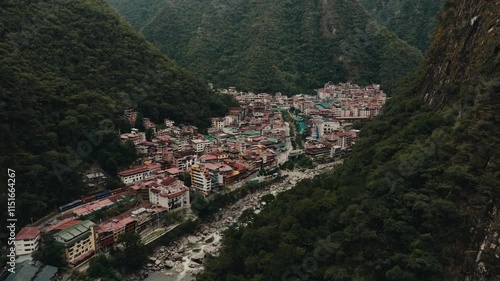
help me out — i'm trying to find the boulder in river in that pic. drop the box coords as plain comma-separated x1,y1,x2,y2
174,263,184,273
164,260,175,268
172,253,182,261
191,252,205,263
205,236,214,243
187,236,201,244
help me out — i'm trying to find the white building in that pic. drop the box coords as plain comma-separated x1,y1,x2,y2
191,139,211,153
118,163,162,185
15,226,41,256
190,164,212,194
149,177,190,211
175,155,197,171
211,118,225,130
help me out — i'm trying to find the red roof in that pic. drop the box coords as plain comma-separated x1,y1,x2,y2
230,163,247,171
159,188,188,199
160,176,176,186
16,226,40,240
118,163,161,176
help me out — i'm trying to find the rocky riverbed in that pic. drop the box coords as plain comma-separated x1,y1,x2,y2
139,163,339,281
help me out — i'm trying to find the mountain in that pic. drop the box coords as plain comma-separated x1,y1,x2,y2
0,0,236,225
358,0,444,51
107,0,423,94
197,0,499,280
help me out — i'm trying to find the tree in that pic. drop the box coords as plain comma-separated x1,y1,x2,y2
111,233,148,272
32,237,66,267
191,191,209,217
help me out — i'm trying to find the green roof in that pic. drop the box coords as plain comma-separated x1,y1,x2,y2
5,261,39,281
267,138,280,143
34,265,58,281
242,131,260,136
204,134,217,141
54,220,94,243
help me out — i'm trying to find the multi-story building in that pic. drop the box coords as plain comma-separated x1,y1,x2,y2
97,217,137,251
119,129,146,145
191,139,210,153
53,220,97,266
190,164,213,194
118,163,162,185
123,108,137,124
15,226,41,256
149,177,190,211
211,118,225,130
174,154,197,171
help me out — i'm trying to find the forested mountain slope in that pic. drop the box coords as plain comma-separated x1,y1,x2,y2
197,0,500,280
358,0,444,51
107,0,423,94
0,0,235,226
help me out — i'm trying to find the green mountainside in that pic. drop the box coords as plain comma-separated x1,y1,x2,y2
197,0,500,280
358,0,444,51
107,0,423,94
106,0,165,30
0,0,235,225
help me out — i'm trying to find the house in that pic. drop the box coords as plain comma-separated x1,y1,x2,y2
15,226,41,256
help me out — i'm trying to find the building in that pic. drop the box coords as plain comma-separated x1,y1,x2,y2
191,139,210,153
97,217,137,251
123,108,137,124
190,164,213,194
211,117,225,130
15,226,41,256
53,220,97,266
118,163,162,185
149,177,190,211
119,129,146,145
174,154,197,171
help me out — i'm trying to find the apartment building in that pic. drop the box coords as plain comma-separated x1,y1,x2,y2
53,220,97,266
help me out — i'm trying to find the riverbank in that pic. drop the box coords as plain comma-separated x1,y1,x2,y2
139,161,340,281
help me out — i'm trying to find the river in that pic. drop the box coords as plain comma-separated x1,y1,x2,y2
143,162,340,281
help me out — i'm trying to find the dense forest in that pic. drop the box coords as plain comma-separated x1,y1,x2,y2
197,0,500,280
359,0,444,51
107,0,423,95
0,0,236,226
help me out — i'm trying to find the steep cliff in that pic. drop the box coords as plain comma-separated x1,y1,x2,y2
421,0,499,108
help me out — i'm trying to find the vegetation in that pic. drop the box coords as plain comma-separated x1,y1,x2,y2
196,1,500,280
280,155,316,170
107,0,423,95
33,237,66,268
0,0,237,226
359,0,444,51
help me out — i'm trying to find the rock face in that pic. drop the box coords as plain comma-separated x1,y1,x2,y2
421,0,499,108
